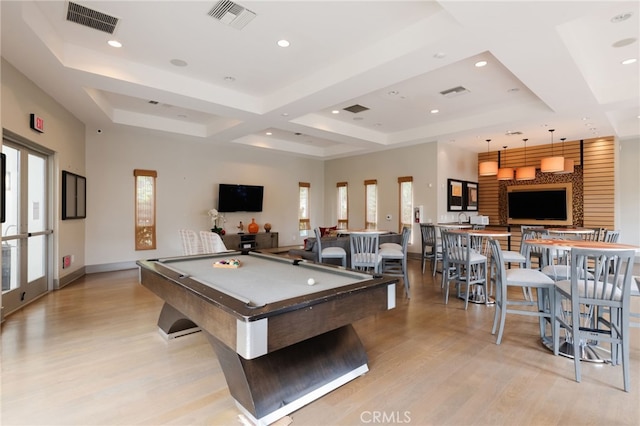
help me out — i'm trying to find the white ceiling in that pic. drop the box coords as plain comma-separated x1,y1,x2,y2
2,1,639,159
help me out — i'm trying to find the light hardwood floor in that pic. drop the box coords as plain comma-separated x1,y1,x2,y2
2,258,639,426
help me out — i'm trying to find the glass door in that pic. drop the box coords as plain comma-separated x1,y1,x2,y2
2,140,51,316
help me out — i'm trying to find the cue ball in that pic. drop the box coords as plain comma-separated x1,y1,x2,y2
307,278,316,286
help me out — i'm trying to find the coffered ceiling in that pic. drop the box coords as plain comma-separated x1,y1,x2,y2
2,1,639,159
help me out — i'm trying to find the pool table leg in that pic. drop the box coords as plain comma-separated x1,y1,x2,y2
157,302,201,339
206,324,369,425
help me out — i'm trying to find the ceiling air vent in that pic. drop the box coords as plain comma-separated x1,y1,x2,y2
66,2,119,34
343,104,370,114
439,86,470,98
208,0,256,30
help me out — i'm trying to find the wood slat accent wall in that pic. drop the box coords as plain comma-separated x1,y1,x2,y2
583,138,614,231
477,137,615,251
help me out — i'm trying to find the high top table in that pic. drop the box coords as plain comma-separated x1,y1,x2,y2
525,238,639,362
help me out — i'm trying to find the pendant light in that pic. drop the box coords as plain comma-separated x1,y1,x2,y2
516,138,536,180
479,139,498,176
540,129,564,172
497,145,514,180
555,137,574,174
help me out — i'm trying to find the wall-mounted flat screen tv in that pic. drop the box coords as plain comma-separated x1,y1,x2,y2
507,183,572,225
218,184,264,212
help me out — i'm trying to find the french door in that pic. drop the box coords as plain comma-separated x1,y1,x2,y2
2,138,52,316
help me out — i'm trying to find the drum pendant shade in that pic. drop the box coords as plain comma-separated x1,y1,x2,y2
541,129,564,172
515,138,535,180
479,139,498,176
479,161,498,176
516,166,536,180
497,145,513,180
555,138,574,174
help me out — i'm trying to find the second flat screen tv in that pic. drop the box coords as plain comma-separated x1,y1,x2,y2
218,184,264,212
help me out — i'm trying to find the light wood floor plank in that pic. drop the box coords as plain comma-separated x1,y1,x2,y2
2,262,639,425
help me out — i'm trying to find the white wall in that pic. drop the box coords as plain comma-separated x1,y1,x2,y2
436,141,479,223
85,126,324,267
323,142,474,254
1,58,86,282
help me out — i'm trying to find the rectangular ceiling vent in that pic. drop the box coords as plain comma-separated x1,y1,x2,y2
208,0,256,30
343,104,370,114
66,2,119,34
440,86,470,98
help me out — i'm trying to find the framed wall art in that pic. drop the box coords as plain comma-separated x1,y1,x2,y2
62,170,86,219
447,179,463,211
465,182,478,211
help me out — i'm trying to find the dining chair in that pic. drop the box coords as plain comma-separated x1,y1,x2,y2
314,227,347,267
582,227,605,241
179,229,204,255
440,230,487,309
380,226,411,298
603,229,621,243
631,277,640,329
379,225,410,251
199,231,228,253
488,238,556,344
420,223,441,276
521,227,549,270
553,247,635,392
350,232,381,273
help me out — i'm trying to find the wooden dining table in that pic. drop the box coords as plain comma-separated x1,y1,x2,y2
525,238,638,251
525,238,640,362
545,227,595,236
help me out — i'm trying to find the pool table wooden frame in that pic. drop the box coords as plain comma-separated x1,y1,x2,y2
137,251,397,425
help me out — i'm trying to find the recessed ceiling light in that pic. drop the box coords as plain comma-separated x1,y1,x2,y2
266,132,272,136
433,52,446,59
224,76,236,82
331,110,340,114
430,109,439,114
170,59,188,67
281,112,289,117
277,39,290,48
612,38,637,48
107,40,122,48
388,90,399,96
474,60,487,67
611,12,633,23
621,58,637,65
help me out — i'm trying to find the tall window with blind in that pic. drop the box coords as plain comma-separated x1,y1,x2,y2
134,169,157,250
398,176,413,235
299,182,310,235
364,179,377,229
337,182,348,229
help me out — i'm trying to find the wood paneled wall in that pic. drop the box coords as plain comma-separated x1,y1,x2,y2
477,137,614,230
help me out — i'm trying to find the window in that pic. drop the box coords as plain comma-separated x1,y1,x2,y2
337,182,348,229
398,176,413,235
364,179,377,229
299,182,310,235
134,169,157,250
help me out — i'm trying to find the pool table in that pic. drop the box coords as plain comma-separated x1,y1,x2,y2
137,251,397,425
